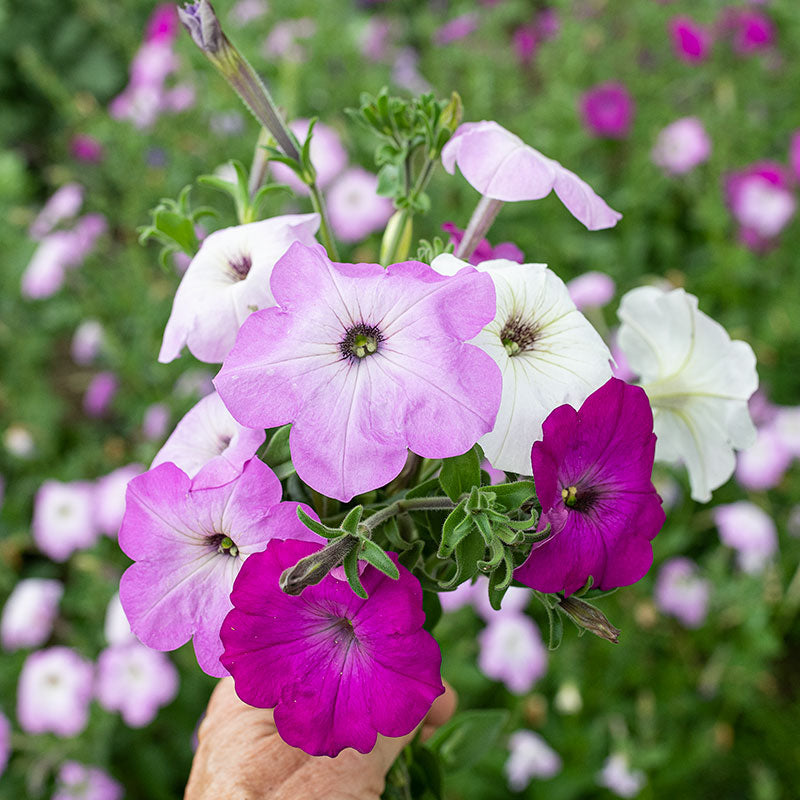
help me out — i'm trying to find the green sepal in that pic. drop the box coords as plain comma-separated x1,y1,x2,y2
296,506,341,540
343,547,368,599
426,709,509,772
489,480,537,512
476,534,504,571
340,505,364,536
472,511,493,545
545,604,564,650
439,447,481,502
359,538,399,580
486,550,516,609
437,501,471,558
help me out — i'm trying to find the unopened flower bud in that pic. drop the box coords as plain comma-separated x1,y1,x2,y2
177,0,223,53
279,535,357,595
558,596,620,644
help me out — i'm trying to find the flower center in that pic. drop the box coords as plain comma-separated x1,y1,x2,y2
229,253,252,280
500,314,538,356
208,532,239,557
340,322,383,360
561,484,598,513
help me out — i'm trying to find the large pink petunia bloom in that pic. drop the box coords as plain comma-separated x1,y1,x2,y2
215,242,501,502
220,538,444,757
151,391,265,489
442,121,621,230
119,457,320,677
516,378,664,595
579,83,634,140
159,214,320,364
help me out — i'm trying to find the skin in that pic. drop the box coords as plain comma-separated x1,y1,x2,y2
185,678,457,800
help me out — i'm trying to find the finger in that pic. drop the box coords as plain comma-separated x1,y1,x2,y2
420,681,458,741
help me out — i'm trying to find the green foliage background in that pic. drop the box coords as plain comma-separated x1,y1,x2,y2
1,0,799,797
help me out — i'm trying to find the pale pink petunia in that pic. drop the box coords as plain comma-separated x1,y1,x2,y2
215,243,501,501
29,183,84,240
735,425,792,491
151,391,265,489
713,501,778,574
773,406,800,458
477,613,547,694
434,13,479,46
597,753,646,798
654,557,710,628
83,372,118,418
33,480,99,562
159,214,320,364
326,167,394,242
651,117,712,176
104,593,136,646
53,762,123,800
141,403,170,441
1,578,63,651
442,120,622,229
71,320,105,365
567,270,615,309
505,731,562,789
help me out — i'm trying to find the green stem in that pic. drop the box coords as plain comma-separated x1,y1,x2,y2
363,495,455,532
309,182,339,260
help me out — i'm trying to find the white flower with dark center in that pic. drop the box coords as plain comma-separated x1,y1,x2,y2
159,214,319,363
617,286,758,502
431,254,612,473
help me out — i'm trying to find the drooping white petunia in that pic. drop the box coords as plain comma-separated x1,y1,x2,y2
617,286,758,502
159,214,320,364
431,254,612,474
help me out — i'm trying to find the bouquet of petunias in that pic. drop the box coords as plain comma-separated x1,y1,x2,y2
122,0,759,780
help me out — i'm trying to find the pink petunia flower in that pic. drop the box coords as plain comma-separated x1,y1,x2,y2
83,371,118,418
215,242,501,501
29,183,84,240
33,480,99,562
735,424,792,490
119,458,319,677
512,25,538,67
151,391,265,489
220,538,444,757
70,134,105,163
94,464,145,538
669,16,712,63
71,320,105,365
505,731,562,789
53,762,122,800
1,578,63,651
725,9,775,55
442,120,622,229
441,222,524,265
477,613,547,694
713,501,778,574
435,13,479,46
141,403,170,441
516,378,665,595
159,214,320,364
95,642,179,727
651,117,712,176
566,270,615,310
325,167,394,242
579,83,635,139
654,557,710,628
17,647,94,737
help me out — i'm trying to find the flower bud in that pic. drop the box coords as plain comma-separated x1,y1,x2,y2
558,596,620,643
279,536,357,595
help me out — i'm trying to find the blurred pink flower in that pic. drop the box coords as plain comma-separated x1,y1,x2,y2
726,9,775,55
361,18,395,61
735,425,792,490
597,753,646,798
146,4,179,43
33,480,99,562
1,578,63,651
141,403,171,441
512,25,538,66
230,0,268,26
714,501,778,574
505,731,562,790
0,711,8,778
29,183,84,240
435,13,479,46
83,372,118,418
654,557,710,628
53,762,122,800
70,134,104,163
478,613,547,693
669,16,712,63
326,167,393,242
566,270,615,310
651,117,712,175
262,18,316,62
94,464,145,538
773,406,800,457
579,82,635,139
71,319,105,365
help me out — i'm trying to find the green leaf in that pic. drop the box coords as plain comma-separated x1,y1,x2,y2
489,480,537,512
421,590,442,633
343,547,368,599
426,709,509,771
296,506,338,540
263,424,291,467
439,531,484,590
359,539,399,579
439,447,481,502
340,505,364,536
437,502,472,558
545,605,564,650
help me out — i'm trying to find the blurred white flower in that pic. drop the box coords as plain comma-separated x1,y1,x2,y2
597,753,646,798
617,286,758,502
505,730,562,790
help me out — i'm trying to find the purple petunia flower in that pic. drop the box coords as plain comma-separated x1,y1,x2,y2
579,83,634,139
53,761,123,800
215,242,501,502
119,457,319,676
516,378,664,595
220,538,444,757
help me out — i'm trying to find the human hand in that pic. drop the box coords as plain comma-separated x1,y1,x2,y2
184,678,457,800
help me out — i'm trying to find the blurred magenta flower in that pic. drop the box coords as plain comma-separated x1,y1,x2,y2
567,270,615,310
146,4,179,42
477,613,547,693
516,379,664,595
159,214,320,364
53,762,122,800
724,8,775,54
597,753,646,798
220,538,444,757
441,222,524,265
442,121,622,228
654,557,710,628
326,167,394,242
725,163,797,249
33,480,99,562
735,425,792,490
435,13,479,45
119,458,319,676
141,402,170,441
216,243,500,501
505,731,562,790
714,501,778,573
669,16,712,62
29,182,83,239
579,82,634,139
651,117,712,175
83,372,118,418
71,319,105,365
17,647,94,737
151,391,265,488
1,578,63,651
96,642,179,727
512,25,538,66
70,134,105,163
94,464,144,538
270,119,348,196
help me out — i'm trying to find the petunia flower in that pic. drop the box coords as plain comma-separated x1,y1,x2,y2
669,16,712,63
441,221,524,265
597,753,646,798
159,214,320,364
119,457,319,677
29,182,84,240
515,378,665,595
325,167,394,242
735,425,792,491
579,83,635,139
651,117,712,176
653,557,710,628
566,270,615,310
220,538,444,757
477,613,547,694
713,501,777,574
151,391,265,489
1,578,63,651
215,242,501,502
431,254,612,474
32,480,99,562
505,731,562,790
53,762,123,800
617,286,758,502
442,120,622,230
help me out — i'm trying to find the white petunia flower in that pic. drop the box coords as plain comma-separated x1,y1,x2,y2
432,254,612,473
617,286,758,502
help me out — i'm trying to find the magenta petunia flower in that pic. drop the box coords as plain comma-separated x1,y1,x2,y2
516,378,664,595
220,538,444,757
215,242,501,502
83,371,118,418
669,16,712,63
119,457,320,677
579,83,634,140
442,120,622,229
728,9,775,55
442,222,524,265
